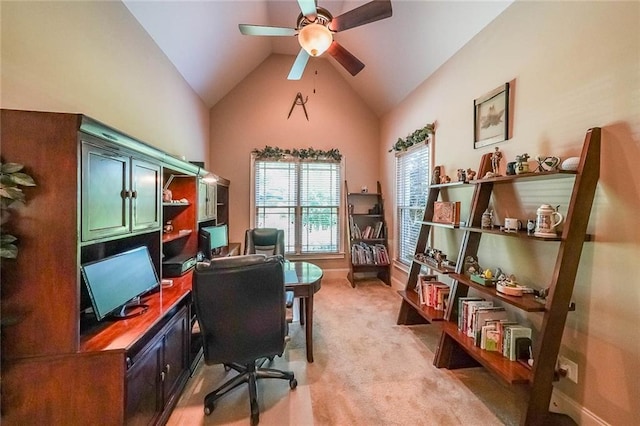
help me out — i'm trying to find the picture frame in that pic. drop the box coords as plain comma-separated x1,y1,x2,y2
474,83,510,149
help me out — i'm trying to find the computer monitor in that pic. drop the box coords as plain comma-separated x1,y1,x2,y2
80,246,159,321
199,223,228,259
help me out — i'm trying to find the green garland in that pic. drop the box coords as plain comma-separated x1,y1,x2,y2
252,146,342,162
389,123,435,152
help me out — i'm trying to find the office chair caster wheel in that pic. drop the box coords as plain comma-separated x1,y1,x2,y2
289,378,298,389
204,402,215,415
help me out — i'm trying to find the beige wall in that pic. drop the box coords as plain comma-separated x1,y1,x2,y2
209,54,379,270
380,1,640,424
1,0,209,160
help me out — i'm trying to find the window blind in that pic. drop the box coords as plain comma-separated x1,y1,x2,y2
395,143,430,265
254,159,341,254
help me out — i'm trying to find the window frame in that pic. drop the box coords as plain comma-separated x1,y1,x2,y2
394,141,432,267
251,155,344,260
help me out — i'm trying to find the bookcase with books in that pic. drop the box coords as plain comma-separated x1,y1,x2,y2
397,128,600,425
345,181,390,287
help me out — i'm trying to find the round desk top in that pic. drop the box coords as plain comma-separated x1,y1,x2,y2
284,261,323,294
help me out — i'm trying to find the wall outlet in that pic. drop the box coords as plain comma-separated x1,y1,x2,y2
558,355,579,383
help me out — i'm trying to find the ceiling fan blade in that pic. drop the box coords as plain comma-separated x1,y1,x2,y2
329,0,392,32
288,49,310,80
327,41,365,76
297,0,317,21
239,24,297,37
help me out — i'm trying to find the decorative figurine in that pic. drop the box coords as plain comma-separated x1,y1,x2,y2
466,168,477,181
440,174,451,184
481,209,494,229
432,166,441,185
536,155,561,172
491,147,503,176
457,168,466,182
515,153,530,174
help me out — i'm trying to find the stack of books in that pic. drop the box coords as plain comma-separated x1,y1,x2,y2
351,242,389,265
457,297,532,361
418,275,449,311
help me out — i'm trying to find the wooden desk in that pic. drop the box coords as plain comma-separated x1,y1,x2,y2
212,242,240,258
284,261,323,363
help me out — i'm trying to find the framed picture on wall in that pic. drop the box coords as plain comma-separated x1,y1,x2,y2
474,82,510,149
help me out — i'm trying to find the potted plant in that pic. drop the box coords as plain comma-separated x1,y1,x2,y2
1,161,36,259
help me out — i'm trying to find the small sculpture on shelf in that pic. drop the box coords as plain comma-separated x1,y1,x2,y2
431,166,441,185
463,255,481,277
440,174,451,184
163,220,174,234
466,168,477,181
457,168,466,182
481,209,493,229
515,153,530,174
491,147,503,176
535,155,561,172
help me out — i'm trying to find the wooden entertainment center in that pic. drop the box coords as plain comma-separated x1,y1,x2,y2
1,109,230,425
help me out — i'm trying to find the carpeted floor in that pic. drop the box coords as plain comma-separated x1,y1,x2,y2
167,278,528,425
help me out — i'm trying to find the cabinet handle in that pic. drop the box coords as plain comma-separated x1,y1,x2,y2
165,363,170,374
160,371,165,382
131,190,138,199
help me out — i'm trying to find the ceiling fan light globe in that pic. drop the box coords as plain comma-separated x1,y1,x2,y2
298,23,332,57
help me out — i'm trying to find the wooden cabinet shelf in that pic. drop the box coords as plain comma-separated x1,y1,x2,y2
162,229,193,244
163,202,190,207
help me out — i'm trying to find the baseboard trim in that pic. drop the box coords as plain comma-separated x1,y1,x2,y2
550,388,610,426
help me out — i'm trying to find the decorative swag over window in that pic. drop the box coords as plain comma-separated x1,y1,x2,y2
252,146,342,255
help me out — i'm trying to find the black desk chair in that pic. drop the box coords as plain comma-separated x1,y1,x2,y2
244,228,296,314
244,228,285,256
192,254,297,425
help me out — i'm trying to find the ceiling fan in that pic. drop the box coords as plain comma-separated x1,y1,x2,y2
239,0,392,80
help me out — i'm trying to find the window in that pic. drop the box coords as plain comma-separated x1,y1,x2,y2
253,158,342,255
395,143,430,265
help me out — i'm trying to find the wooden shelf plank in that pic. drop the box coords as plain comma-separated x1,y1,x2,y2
417,220,464,229
397,290,446,322
441,321,532,385
470,170,577,185
162,229,192,244
449,273,546,312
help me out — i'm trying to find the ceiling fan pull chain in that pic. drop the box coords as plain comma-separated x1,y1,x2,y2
313,70,317,94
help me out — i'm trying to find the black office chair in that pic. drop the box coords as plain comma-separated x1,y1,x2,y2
244,228,296,314
244,228,285,256
192,254,297,425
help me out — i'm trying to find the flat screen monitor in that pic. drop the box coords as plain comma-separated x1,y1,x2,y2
199,224,228,259
80,246,159,321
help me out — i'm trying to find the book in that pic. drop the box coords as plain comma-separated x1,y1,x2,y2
417,275,438,305
457,297,483,330
472,307,509,346
465,300,494,338
433,201,461,225
505,325,532,361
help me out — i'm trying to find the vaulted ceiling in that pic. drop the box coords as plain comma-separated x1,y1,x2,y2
124,1,512,116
